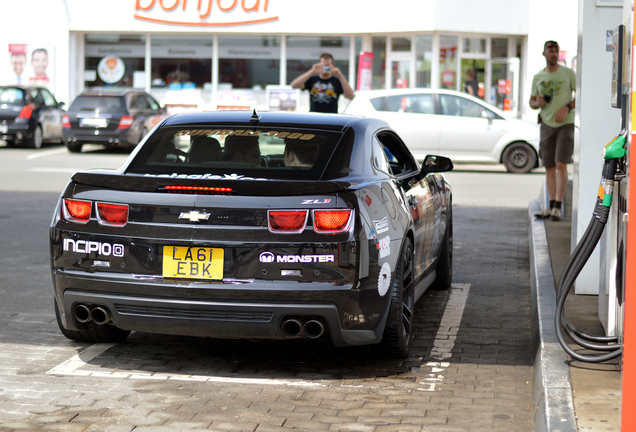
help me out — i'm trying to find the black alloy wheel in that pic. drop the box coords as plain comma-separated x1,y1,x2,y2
381,237,415,358
502,141,537,173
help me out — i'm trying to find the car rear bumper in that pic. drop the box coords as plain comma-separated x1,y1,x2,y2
0,122,31,143
64,128,136,147
54,271,386,347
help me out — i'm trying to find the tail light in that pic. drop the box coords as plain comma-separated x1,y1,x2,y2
313,210,353,234
62,114,71,128
96,202,129,227
17,103,34,119
268,210,308,234
63,199,91,224
117,115,134,129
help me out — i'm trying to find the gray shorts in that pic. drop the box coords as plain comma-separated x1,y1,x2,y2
539,123,574,167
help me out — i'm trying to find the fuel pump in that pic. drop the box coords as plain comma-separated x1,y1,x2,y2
554,134,627,362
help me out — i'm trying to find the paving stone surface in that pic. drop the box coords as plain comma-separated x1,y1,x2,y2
0,189,535,431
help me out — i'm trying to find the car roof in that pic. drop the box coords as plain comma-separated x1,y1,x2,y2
162,110,372,130
80,87,145,97
0,85,48,90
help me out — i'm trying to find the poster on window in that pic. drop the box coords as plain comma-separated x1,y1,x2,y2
4,44,55,88
357,52,373,91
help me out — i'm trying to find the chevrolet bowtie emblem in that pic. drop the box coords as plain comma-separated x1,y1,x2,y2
179,211,211,222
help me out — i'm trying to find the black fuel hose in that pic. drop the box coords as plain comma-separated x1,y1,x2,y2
554,160,622,363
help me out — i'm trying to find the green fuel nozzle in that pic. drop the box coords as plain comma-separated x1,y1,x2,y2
598,133,627,209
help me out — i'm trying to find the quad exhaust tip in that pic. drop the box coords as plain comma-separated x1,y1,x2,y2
73,304,112,325
281,318,325,339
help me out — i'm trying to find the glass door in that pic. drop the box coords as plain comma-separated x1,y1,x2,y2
489,58,520,117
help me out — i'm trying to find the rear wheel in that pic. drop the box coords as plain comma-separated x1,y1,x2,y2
67,141,83,153
54,299,130,343
26,125,43,149
502,142,537,173
431,208,453,290
381,238,415,358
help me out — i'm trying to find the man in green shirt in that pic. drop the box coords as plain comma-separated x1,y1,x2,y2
530,40,576,221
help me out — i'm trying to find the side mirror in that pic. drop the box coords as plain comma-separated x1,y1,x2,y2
421,155,454,174
58,101,65,109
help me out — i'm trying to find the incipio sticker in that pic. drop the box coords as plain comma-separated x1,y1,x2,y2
378,262,392,296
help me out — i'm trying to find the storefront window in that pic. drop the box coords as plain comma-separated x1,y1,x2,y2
439,36,458,90
463,38,486,54
491,38,508,58
84,34,145,88
372,36,386,89
286,36,350,85
218,35,280,89
415,35,432,88
391,37,411,52
151,36,212,89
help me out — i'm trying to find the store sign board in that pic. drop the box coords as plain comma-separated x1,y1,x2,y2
134,0,279,27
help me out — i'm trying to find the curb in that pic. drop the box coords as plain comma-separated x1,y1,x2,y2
528,198,577,432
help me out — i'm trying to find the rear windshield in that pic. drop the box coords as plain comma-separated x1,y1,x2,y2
126,127,343,181
0,88,25,105
69,96,125,112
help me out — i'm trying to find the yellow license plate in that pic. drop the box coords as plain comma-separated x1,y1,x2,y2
162,246,224,280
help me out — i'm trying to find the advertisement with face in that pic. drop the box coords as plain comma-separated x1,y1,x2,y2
4,44,54,88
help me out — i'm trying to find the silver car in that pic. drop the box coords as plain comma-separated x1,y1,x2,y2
345,89,540,173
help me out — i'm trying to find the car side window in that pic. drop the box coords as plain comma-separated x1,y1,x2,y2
376,132,418,176
40,89,57,107
146,95,161,111
379,94,435,114
440,94,501,119
131,95,150,110
372,136,393,175
30,89,44,106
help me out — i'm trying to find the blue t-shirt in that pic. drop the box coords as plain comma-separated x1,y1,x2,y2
304,75,344,113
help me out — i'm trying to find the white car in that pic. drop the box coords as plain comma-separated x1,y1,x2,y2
344,89,540,173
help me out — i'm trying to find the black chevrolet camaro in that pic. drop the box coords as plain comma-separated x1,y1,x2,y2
50,110,453,357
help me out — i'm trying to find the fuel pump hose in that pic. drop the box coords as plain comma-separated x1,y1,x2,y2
553,134,626,363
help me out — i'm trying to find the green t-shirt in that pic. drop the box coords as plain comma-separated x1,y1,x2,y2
531,65,576,128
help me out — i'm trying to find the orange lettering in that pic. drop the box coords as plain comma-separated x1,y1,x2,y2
182,0,187,10
160,0,179,10
264,0,269,11
242,0,259,12
136,0,156,10
198,0,212,18
218,0,237,12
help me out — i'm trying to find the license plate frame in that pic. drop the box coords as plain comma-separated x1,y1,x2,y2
162,246,224,280
79,118,108,128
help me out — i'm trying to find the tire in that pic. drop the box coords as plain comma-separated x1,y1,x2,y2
26,125,43,149
431,207,453,291
5,140,15,148
67,142,83,153
54,299,130,343
380,238,415,358
502,142,537,173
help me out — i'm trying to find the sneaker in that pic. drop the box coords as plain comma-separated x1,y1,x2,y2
534,208,552,219
550,207,561,221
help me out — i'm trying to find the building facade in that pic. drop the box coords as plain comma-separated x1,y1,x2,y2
1,0,577,120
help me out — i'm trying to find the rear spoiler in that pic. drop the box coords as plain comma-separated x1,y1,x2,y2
71,171,355,196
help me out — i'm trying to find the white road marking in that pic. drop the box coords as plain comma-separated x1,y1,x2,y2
26,148,68,159
48,284,471,390
417,283,471,392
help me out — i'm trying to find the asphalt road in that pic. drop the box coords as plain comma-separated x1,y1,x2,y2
0,141,546,431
